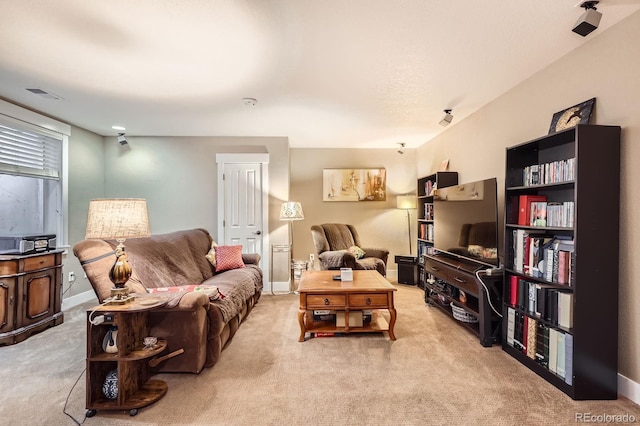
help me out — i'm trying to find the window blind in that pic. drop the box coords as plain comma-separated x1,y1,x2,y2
0,117,61,180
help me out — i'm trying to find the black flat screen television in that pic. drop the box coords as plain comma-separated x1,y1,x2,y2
433,177,499,268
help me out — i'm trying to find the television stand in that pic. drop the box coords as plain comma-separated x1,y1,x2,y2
423,254,502,347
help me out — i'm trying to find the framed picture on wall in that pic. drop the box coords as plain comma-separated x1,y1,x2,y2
322,168,386,202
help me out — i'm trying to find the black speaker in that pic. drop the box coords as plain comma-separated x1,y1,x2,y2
395,255,418,285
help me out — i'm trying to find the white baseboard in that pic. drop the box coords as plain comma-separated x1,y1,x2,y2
62,290,97,311
619,373,640,405
268,281,290,293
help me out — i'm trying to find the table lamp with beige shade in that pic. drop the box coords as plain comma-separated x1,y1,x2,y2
85,198,150,304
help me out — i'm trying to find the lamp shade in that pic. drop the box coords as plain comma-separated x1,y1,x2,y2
279,201,304,221
396,195,417,210
85,198,151,239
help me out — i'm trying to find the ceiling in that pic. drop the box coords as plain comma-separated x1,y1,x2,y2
1,1,639,148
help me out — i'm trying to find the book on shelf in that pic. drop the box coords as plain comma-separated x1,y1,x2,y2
564,334,574,385
313,310,336,322
557,292,574,329
526,317,537,360
507,307,515,346
556,331,566,379
518,195,547,226
548,328,559,373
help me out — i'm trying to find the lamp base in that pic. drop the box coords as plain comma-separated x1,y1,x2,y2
104,287,135,305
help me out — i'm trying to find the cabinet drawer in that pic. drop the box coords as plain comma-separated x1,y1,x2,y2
23,254,56,272
306,294,346,309
424,258,451,282
349,293,389,308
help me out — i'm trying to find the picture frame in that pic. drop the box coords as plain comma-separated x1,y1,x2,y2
548,98,595,134
322,168,386,202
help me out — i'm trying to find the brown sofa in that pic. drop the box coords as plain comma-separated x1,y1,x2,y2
73,228,262,374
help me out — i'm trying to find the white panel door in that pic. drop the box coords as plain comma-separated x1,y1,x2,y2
222,163,263,257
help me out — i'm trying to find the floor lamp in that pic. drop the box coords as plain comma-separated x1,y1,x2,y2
279,201,305,291
397,195,417,255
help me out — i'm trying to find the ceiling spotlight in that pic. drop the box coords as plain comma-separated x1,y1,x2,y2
573,1,601,37
439,109,453,127
117,133,128,145
242,97,257,107
397,142,406,155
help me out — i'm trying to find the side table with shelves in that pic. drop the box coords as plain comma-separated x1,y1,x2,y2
86,299,171,417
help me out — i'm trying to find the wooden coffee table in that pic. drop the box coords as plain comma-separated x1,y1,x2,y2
297,270,397,341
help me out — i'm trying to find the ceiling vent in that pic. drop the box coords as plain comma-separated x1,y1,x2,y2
26,88,62,100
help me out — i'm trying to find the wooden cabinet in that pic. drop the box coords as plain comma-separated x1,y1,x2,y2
416,172,458,289
86,300,169,417
502,124,620,400
423,254,502,347
0,250,64,345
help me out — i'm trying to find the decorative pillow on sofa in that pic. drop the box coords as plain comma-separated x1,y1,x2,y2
205,240,218,268
214,245,245,272
348,245,366,259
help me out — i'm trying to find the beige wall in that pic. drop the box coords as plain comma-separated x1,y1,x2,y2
290,148,417,275
416,11,640,382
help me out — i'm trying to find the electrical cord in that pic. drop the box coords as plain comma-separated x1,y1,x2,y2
475,270,503,318
62,367,87,425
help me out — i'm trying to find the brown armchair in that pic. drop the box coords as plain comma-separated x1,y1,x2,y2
310,223,389,276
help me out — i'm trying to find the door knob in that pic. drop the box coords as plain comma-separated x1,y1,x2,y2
253,231,262,235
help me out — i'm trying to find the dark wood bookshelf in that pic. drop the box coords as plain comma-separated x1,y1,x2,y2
502,124,620,400
416,171,457,289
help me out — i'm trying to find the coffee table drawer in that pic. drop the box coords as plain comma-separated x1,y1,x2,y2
306,294,346,308
349,293,388,308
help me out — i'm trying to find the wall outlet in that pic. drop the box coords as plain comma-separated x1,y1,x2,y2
309,253,315,264
68,271,76,283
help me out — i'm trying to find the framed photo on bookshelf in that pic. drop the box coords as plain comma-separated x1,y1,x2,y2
548,98,595,134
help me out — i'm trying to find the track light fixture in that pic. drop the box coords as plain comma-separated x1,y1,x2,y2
572,1,601,37
439,109,453,127
397,142,406,155
117,133,128,145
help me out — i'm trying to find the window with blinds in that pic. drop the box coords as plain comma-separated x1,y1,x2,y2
0,113,65,240
0,120,61,179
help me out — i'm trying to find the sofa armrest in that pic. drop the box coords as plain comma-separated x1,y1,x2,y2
318,250,356,269
143,291,210,312
242,253,261,265
361,247,389,262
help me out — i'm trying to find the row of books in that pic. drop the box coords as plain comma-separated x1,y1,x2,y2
518,195,574,228
512,230,575,285
508,276,574,329
423,203,433,220
522,158,575,187
418,223,434,241
423,180,435,196
506,307,573,385
418,242,435,258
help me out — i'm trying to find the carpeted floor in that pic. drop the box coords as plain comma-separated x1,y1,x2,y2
0,284,638,425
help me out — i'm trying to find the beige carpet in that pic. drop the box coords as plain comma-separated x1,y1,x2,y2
0,284,638,425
